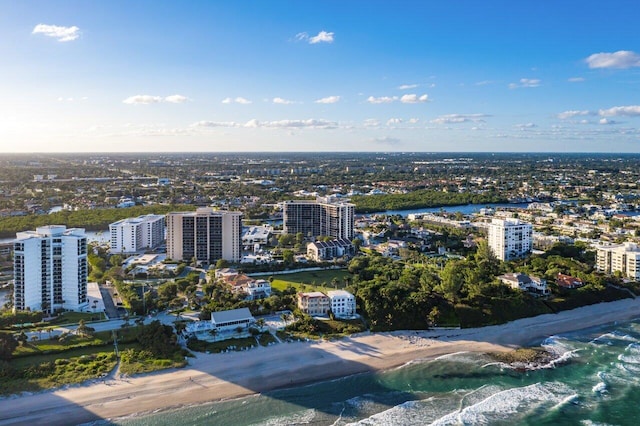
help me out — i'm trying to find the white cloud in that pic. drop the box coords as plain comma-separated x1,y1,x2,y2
314,95,340,104
508,78,541,89
400,94,429,103
363,119,380,127
370,136,401,145
267,119,336,129
568,77,585,83
586,50,640,69
123,95,163,105
222,97,252,104
194,118,337,129
123,94,189,105
515,123,537,129
398,84,418,90
191,121,241,128
408,118,420,124
273,97,295,105
430,113,489,124
165,94,189,103
295,30,335,44
599,105,640,117
367,96,397,104
32,24,80,42
557,110,593,119
386,118,403,126
599,118,617,125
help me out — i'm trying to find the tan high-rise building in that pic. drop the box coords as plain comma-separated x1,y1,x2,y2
166,208,242,264
596,242,640,280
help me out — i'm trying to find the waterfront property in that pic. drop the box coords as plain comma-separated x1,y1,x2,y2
498,273,550,296
211,307,255,332
556,273,584,289
596,242,640,280
13,225,89,314
297,291,331,316
327,290,356,318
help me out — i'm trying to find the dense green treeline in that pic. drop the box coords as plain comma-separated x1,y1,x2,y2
0,205,194,238
347,242,628,330
351,190,506,213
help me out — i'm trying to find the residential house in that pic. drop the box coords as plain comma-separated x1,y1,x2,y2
297,291,331,316
556,273,584,289
211,307,255,332
327,290,356,318
306,238,354,262
498,273,550,296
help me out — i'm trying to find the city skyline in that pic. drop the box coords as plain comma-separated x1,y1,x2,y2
1,0,640,153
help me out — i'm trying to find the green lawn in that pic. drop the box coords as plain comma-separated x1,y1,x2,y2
48,311,107,325
270,269,352,293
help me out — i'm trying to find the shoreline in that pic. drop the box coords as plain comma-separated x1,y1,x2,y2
1,297,640,425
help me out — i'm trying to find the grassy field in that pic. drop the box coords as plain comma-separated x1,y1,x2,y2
269,269,352,293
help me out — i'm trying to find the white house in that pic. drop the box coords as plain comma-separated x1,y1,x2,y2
211,307,255,332
498,273,550,296
246,279,272,300
327,290,356,318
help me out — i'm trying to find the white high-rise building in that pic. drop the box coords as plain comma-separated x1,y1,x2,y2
487,218,532,261
596,242,640,279
166,208,242,264
13,225,88,314
109,214,165,254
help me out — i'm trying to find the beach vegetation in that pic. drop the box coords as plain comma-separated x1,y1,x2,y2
284,315,366,339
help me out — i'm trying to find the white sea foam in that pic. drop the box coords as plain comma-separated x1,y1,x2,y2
592,382,607,394
427,382,576,425
254,408,317,425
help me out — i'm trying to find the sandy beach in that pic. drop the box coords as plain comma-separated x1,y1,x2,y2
2,297,640,425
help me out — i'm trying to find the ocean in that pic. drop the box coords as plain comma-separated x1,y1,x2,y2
109,319,640,426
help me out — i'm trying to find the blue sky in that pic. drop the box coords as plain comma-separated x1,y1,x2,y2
1,0,640,153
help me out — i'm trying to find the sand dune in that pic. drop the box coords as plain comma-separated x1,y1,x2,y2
1,297,639,425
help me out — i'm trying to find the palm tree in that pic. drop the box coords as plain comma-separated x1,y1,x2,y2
256,318,266,330
209,328,218,341
280,312,291,326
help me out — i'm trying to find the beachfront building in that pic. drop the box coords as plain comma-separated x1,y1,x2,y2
596,242,640,279
487,218,533,261
13,225,89,314
166,208,242,265
556,273,584,289
306,238,354,262
283,197,355,240
327,290,356,318
211,307,255,332
109,214,165,254
297,291,331,316
498,273,550,296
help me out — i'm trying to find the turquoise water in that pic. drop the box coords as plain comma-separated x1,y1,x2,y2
111,320,640,425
